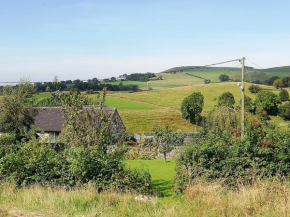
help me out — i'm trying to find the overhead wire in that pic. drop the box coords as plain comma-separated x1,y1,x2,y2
245,58,265,70
181,59,241,72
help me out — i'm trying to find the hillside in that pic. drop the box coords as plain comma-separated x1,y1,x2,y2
162,65,290,84
105,82,289,133
101,65,289,92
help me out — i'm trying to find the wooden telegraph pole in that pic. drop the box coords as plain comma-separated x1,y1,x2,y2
241,57,245,138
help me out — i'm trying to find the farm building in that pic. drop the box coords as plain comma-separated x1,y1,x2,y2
34,106,125,143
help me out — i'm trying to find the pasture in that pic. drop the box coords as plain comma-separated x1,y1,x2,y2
102,72,203,90
170,65,290,84
32,82,290,133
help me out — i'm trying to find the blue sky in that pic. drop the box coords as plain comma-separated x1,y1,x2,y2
0,0,289,82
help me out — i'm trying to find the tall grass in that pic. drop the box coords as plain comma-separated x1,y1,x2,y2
1,180,290,216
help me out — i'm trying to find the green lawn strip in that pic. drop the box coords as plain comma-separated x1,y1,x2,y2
126,159,176,197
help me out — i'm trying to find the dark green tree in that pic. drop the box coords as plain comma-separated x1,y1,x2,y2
279,102,290,120
218,92,235,108
0,82,37,140
181,92,204,124
255,90,281,115
268,76,279,85
279,89,289,102
273,79,284,89
219,74,230,82
244,96,255,112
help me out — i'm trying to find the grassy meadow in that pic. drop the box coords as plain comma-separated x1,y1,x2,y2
102,72,203,90
175,65,290,83
32,82,290,133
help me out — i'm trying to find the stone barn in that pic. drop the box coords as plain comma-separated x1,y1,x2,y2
34,106,125,143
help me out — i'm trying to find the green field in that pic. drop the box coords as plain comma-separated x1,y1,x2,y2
126,159,175,197
102,73,203,90
109,82,259,112
184,66,290,83
105,97,159,110
32,82,290,133
101,80,147,88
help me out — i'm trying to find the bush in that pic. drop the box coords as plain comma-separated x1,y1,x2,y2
248,84,262,93
85,89,95,94
244,96,255,112
0,140,151,194
204,79,211,84
255,90,281,115
175,118,290,192
219,74,230,82
279,89,289,102
274,79,284,89
181,92,204,124
218,92,235,108
279,102,290,121
0,141,65,185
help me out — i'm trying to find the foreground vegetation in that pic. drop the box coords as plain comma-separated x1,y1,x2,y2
2,179,290,216
2,80,290,216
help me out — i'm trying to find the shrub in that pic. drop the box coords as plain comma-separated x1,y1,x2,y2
248,84,262,93
85,89,95,94
279,89,289,102
218,92,235,108
0,141,65,185
279,102,290,121
181,92,204,124
244,96,255,112
125,147,139,160
268,76,280,85
204,79,211,84
175,119,290,192
274,79,284,89
154,127,184,163
255,90,281,115
219,74,230,82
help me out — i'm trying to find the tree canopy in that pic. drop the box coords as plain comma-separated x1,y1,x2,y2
181,92,204,124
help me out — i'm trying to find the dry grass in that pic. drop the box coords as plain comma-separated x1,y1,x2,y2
2,180,290,216
119,109,195,133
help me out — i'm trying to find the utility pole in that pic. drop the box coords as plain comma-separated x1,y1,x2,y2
241,57,245,138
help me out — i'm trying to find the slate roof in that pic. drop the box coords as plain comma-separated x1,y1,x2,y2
34,106,117,132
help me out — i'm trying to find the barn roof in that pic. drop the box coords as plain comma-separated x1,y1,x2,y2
34,106,117,132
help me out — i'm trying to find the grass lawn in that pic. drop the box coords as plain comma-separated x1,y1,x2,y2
126,159,176,197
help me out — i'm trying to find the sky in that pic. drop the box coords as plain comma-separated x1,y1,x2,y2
0,0,290,82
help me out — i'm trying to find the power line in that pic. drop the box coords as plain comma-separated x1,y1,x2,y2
245,58,265,70
178,59,241,72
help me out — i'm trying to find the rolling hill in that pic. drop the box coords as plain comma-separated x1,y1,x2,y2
162,65,290,84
